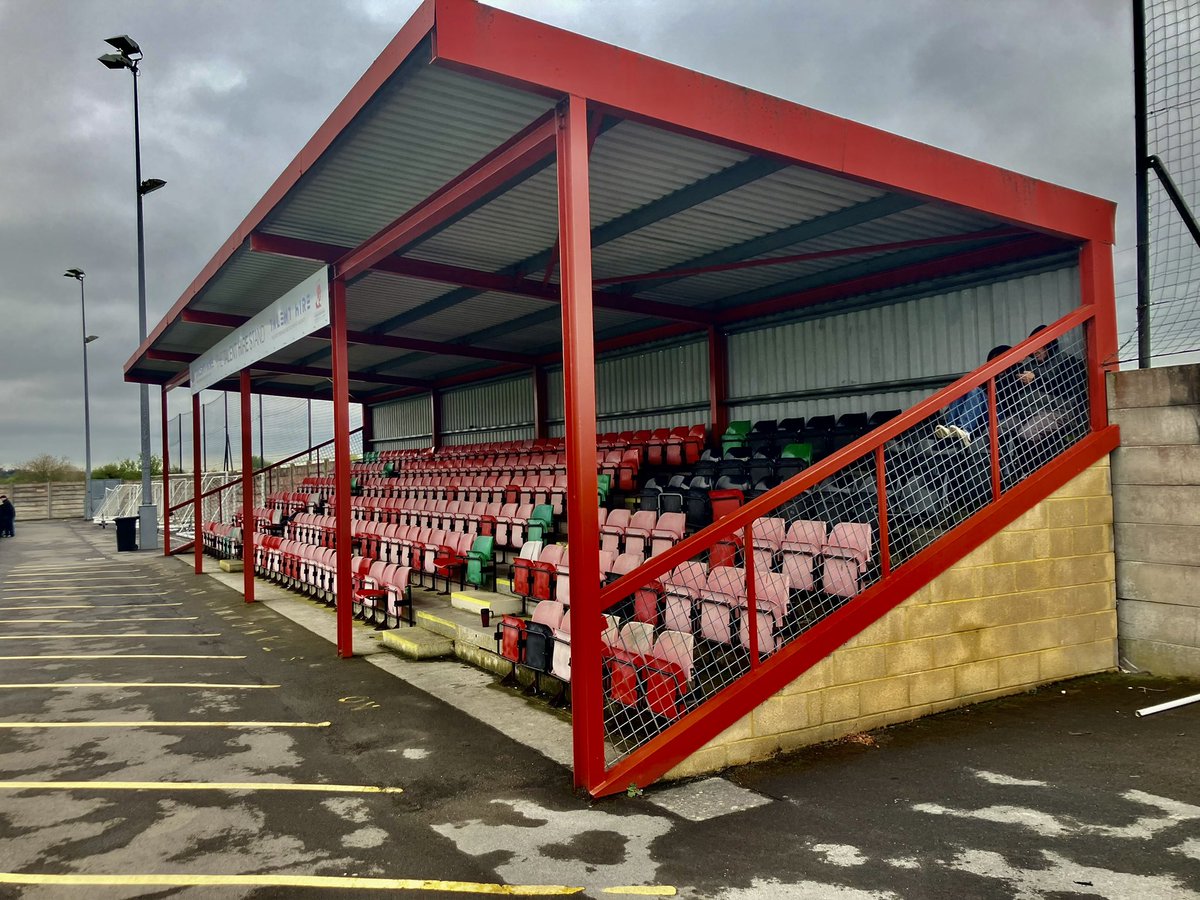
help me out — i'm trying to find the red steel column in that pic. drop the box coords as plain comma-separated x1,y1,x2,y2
1079,240,1119,431
557,95,603,791
532,365,549,440
430,389,442,450
192,391,203,574
161,387,172,556
239,371,256,603
707,325,729,449
330,275,354,658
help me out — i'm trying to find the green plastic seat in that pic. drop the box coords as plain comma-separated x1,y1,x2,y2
780,442,813,463
466,535,495,589
597,474,612,504
721,420,752,454
382,461,395,476
526,505,554,544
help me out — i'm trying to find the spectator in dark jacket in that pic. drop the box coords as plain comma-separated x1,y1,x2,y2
0,496,14,537
935,344,1014,446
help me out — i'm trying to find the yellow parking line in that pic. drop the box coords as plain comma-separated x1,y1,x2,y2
6,574,153,581
0,603,184,611
0,873,582,894
0,594,169,601
0,618,197,624
0,654,245,660
0,779,400,794
0,683,279,690
602,889,677,897
4,585,158,592
0,721,331,729
0,634,217,640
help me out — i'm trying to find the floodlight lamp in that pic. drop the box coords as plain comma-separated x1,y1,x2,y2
63,268,85,280
84,335,99,344
138,178,166,196
98,52,133,70
104,35,142,59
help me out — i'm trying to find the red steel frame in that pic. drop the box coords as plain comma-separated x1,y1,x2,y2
585,305,1117,796
557,95,604,791
119,0,1124,792
707,326,729,450
240,371,256,604
193,392,203,574
161,387,172,557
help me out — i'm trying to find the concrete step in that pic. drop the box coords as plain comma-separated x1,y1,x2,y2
380,626,454,660
450,588,523,617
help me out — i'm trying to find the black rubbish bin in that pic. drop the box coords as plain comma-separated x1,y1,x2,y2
114,516,139,552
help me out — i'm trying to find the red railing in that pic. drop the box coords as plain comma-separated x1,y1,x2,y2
585,305,1119,796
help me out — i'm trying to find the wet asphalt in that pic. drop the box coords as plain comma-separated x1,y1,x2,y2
0,520,1198,899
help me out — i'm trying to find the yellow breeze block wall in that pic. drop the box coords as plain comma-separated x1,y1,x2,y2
666,456,1116,780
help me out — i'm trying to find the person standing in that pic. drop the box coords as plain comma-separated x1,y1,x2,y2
0,495,14,537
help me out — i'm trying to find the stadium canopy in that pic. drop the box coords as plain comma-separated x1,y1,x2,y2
123,0,1115,403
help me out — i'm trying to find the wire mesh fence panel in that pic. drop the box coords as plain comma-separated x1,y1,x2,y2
1119,1,1200,364
595,318,1096,769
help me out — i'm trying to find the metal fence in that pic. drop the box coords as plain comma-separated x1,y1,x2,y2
1123,0,1200,365
592,308,1099,785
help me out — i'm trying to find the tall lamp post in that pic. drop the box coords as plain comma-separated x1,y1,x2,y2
99,34,165,550
63,269,98,520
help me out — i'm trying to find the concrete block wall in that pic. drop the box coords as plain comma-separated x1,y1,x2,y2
666,457,1116,780
1108,364,1200,676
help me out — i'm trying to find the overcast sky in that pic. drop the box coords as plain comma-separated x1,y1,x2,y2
0,0,1135,468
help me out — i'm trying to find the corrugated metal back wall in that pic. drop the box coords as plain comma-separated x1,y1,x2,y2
373,395,432,450
440,374,534,446
546,340,709,437
369,265,1079,444
727,266,1080,424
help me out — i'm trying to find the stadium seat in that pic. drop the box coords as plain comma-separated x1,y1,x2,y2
697,565,745,645
736,570,791,656
781,520,827,591
524,600,566,674
822,523,873,598
662,560,709,634
642,630,695,720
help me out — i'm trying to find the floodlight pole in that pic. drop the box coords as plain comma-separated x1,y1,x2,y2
71,272,94,519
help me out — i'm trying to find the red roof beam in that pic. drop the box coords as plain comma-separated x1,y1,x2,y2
249,231,711,325
335,109,559,281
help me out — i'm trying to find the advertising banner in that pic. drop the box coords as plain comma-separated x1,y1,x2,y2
190,266,330,394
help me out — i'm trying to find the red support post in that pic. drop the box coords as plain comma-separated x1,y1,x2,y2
430,389,442,450
330,275,354,658
874,445,890,577
1078,240,1119,431
161,387,172,557
239,370,256,604
707,326,729,450
987,378,1002,502
557,95,603,792
744,524,759,668
532,366,549,440
192,391,203,574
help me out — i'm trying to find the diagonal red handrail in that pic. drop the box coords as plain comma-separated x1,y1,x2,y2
597,304,1095,613
167,427,363,514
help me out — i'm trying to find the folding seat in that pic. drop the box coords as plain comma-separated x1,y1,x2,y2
649,512,686,557
747,452,777,487
355,560,395,621
514,504,552,549
478,500,502,538
629,430,652,459
751,516,787,573
606,622,656,710
642,630,695,720
598,508,631,554
662,560,709,634
780,520,827,592
736,571,792,656
430,531,474,593
867,409,902,430
646,428,671,467
665,426,690,467
496,614,527,665
493,502,520,548
709,528,743,570
622,510,659,558
697,565,745,645
598,449,623,485
830,412,870,453
549,473,567,516
523,600,566,674
597,474,612,506
598,507,609,531
597,431,620,452
639,478,663,513
510,540,543,605
683,476,713,530
398,525,431,570
610,552,660,626
745,420,780,458
598,549,617,582
709,479,745,523
617,448,641,493
802,415,837,459
530,543,566,603
464,535,496,590
532,473,555,508
776,443,813,482
822,523,873,598
721,420,752,455
419,529,449,586
551,608,573,682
